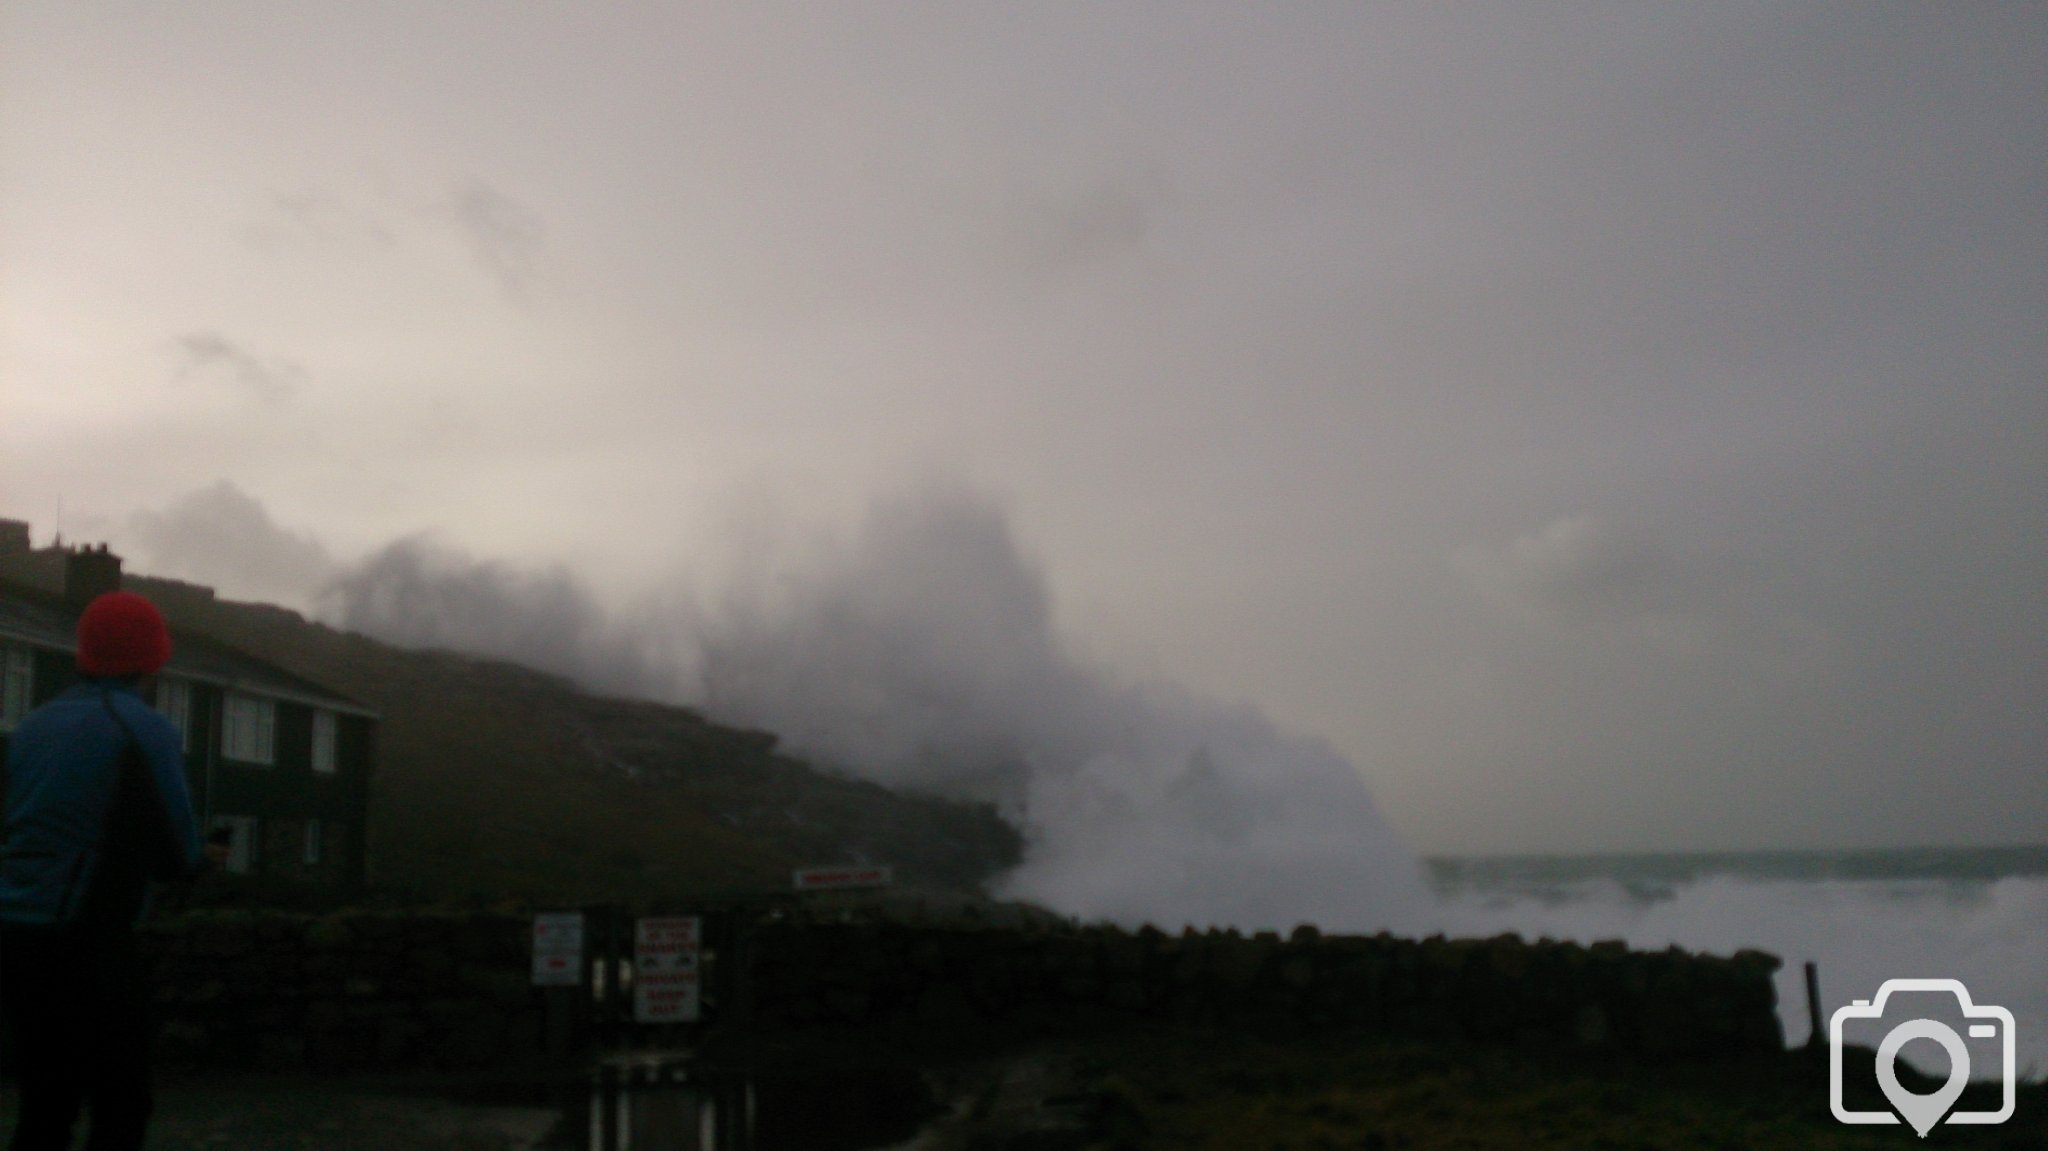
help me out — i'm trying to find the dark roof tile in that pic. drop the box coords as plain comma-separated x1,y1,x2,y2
0,578,372,716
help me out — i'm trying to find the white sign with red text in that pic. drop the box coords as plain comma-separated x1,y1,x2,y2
530,911,585,987
632,916,702,1023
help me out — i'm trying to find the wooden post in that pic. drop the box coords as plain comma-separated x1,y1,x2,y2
597,1061,621,1151
726,910,755,1027
600,905,624,1049
1804,960,1824,1050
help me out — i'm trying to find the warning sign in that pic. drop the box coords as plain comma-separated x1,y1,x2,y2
633,916,702,1023
531,911,585,987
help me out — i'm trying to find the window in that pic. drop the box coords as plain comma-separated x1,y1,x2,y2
304,818,323,866
311,709,338,774
154,677,193,752
210,815,257,875
1,644,31,732
221,693,276,764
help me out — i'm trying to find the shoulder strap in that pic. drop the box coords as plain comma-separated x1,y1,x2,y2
71,688,181,928
97,686,179,847
99,687,142,751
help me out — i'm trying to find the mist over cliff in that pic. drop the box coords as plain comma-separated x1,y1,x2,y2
685,483,1429,930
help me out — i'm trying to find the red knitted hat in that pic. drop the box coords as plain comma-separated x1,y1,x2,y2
76,592,172,677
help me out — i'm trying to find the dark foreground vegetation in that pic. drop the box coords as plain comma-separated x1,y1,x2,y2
911,1029,2046,1151
10,1030,2033,1151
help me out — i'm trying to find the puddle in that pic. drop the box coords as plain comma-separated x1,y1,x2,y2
573,1054,940,1151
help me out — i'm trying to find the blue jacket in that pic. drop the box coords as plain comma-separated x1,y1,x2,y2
0,679,202,928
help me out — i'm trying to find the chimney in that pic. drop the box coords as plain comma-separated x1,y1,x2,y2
64,543,124,611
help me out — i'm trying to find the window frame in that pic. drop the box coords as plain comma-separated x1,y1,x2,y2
221,692,277,765
311,708,338,775
153,676,193,752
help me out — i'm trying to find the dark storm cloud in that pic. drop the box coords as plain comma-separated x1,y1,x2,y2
321,535,657,700
1456,516,1684,630
172,331,302,403
1432,456,2046,851
125,481,335,605
128,488,660,700
245,188,398,252
1016,169,1168,272
439,176,549,303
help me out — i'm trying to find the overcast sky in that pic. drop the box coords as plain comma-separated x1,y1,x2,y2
3,3,2042,855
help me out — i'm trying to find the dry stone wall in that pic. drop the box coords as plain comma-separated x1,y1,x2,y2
141,909,540,1072
743,922,1786,1059
129,911,1784,1073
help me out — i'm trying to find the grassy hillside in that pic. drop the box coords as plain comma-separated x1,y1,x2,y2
153,591,1022,908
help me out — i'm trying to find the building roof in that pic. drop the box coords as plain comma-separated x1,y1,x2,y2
0,578,376,718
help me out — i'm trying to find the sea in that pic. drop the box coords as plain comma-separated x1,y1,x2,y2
1422,846,2048,1081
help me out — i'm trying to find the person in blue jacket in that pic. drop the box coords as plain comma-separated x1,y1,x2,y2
1,591,203,1151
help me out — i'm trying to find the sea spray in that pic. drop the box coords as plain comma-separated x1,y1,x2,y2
691,483,1433,932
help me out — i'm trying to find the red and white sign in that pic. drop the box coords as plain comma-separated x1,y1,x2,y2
633,916,702,1023
793,865,894,892
530,911,585,987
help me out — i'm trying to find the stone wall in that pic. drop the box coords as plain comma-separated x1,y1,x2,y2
744,923,1785,1059
128,911,1783,1073
140,909,541,1072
